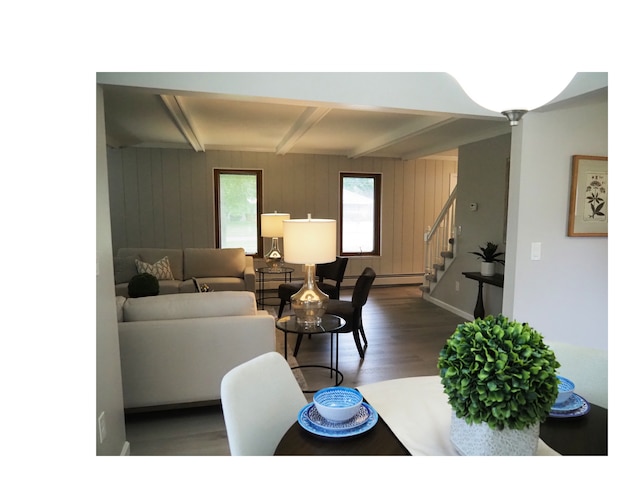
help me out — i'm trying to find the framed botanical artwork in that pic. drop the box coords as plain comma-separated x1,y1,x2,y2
567,155,608,237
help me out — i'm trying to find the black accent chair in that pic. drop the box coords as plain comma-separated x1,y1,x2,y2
277,257,349,318
293,267,376,359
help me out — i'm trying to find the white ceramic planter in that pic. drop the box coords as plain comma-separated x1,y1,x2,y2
480,261,495,276
450,412,540,456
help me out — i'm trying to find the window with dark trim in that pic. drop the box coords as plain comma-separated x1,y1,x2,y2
214,169,263,256
340,172,381,256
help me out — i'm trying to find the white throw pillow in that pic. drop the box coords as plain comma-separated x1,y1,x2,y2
135,256,174,280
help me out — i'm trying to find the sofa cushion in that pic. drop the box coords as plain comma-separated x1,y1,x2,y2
192,277,245,292
114,255,140,284
123,291,258,322
135,256,174,280
184,248,246,279
117,248,184,280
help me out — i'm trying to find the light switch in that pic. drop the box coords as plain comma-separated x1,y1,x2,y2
531,242,541,260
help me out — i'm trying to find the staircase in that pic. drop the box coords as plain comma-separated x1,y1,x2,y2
421,186,457,296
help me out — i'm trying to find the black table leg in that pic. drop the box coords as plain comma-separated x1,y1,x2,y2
474,281,485,319
335,333,339,386
283,331,288,360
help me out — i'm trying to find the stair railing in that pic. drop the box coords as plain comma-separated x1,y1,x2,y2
424,186,457,289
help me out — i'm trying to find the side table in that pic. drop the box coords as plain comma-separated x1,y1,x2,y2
276,314,345,393
462,271,504,318
256,266,293,307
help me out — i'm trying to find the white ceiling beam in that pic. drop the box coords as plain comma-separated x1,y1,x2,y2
276,106,332,155
160,95,205,152
402,123,511,161
349,116,458,159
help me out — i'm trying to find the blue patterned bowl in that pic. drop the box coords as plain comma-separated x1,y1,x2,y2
313,387,363,423
555,375,575,405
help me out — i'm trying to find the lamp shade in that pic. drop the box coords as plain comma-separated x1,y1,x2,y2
450,72,576,114
261,212,290,238
283,217,336,265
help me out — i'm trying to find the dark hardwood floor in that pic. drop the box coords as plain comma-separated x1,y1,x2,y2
124,285,465,456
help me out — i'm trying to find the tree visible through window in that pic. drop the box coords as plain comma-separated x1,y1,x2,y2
340,173,381,256
214,169,262,255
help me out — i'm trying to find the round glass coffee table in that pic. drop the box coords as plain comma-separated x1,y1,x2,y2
276,314,345,393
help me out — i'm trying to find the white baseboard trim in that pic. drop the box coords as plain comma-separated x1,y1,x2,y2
424,295,473,322
121,441,130,456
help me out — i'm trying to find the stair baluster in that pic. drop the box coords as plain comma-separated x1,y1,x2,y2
422,186,457,295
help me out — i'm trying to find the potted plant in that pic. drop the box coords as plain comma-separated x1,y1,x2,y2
437,314,560,455
469,241,505,276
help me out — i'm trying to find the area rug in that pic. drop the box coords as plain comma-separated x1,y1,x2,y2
269,308,308,392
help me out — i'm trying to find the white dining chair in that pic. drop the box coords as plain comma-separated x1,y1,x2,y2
220,351,308,455
546,340,608,408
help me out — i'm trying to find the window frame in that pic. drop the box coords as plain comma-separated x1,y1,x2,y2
214,168,263,257
339,172,382,257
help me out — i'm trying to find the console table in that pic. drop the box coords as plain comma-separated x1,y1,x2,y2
462,271,504,319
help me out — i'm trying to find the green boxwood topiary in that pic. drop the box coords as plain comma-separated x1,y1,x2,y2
128,273,160,298
437,314,560,430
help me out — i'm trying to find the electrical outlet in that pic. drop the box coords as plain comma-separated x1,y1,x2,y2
98,411,107,443
455,281,460,292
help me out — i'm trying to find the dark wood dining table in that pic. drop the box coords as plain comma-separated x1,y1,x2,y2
274,376,607,456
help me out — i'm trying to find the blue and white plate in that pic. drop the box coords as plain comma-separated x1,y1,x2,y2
551,393,585,412
298,402,378,437
308,403,369,431
549,393,590,418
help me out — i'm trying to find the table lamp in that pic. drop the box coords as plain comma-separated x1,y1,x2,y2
261,211,290,269
283,214,337,326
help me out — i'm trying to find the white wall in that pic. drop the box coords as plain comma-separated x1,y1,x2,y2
431,134,511,318
503,97,608,350
96,86,128,455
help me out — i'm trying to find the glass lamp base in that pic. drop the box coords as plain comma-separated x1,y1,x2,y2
265,256,283,270
292,264,328,327
264,237,283,270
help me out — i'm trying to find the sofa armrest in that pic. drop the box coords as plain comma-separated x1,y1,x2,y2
244,256,256,292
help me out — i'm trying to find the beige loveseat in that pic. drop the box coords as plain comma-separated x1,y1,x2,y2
113,247,256,297
117,291,275,410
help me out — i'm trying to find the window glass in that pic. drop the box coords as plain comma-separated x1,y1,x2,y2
214,169,262,255
340,173,381,256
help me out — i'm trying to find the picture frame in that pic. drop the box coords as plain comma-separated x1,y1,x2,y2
567,155,608,237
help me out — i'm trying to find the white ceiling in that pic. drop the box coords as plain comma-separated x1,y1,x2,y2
100,73,607,162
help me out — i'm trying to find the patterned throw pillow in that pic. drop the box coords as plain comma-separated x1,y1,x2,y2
135,256,174,280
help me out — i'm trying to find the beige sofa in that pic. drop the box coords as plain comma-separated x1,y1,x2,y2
117,291,275,409
114,247,256,297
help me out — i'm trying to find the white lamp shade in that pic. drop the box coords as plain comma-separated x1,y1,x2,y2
283,218,336,265
450,72,576,113
261,212,290,238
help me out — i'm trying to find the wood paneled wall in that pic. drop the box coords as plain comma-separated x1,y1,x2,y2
107,148,457,284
